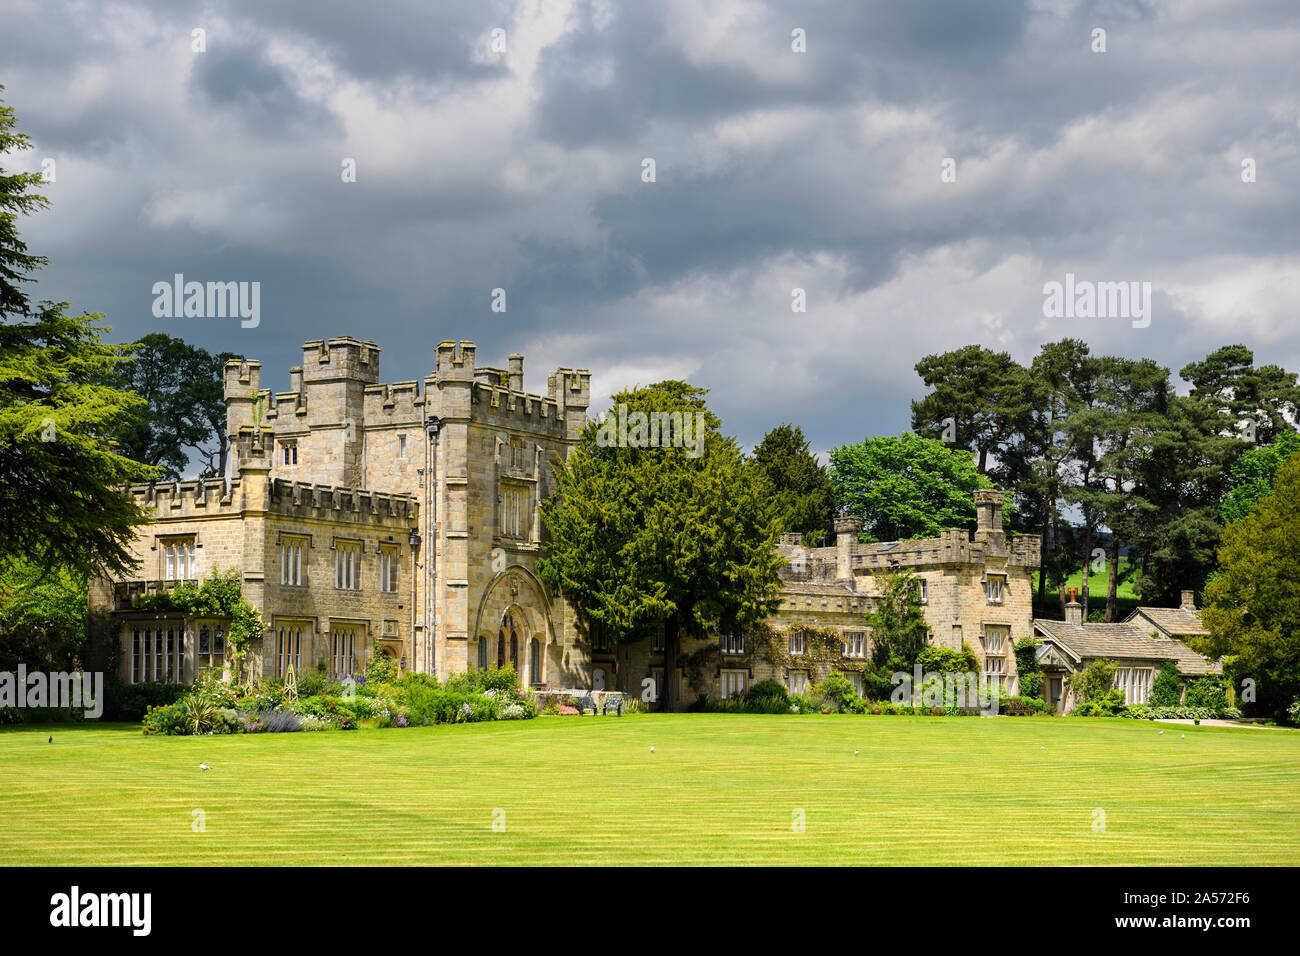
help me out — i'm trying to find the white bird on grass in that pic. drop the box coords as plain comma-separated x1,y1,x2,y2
199,762,212,771
649,747,654,753
854,750,860,756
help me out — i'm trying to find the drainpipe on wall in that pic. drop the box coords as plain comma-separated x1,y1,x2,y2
426,417,442,675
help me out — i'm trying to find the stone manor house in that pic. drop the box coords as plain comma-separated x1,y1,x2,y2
84,334,1194,709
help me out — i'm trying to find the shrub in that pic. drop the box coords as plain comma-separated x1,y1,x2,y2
1014,638,1043,699
1069,659,1117,705
1074,688,1128,717
743,680,790,713
481,665,519,693
213,707,243,734
1122,705,1242,720
1184,677,1229,712
916,644,979,675
260,710,301,733
183,695,218,734
1151,661,1182,707
365,654,398,684
808,672,858,713
998,695,1049,716
294,668,327,698
141,701,189,736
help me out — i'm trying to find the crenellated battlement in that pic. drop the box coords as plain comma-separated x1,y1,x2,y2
301,336,380,384
435,340,477,382
362,380,424,422
471,382,564,434
127,475,418,527
130,477,244,518
264,389,306,420
266,478,418,525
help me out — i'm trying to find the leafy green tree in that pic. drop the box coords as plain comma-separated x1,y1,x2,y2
862,566,929,699
829,432,995,541
105,333,238,479
1088,357,1174,620
910,345,1033,474
749,424,834,545
1133,394,1239,606
1181,345,1300,447
1219,430,1300,524
538,381,783,712
0,559,87,671
1002,339,1094,617
0,90,156,578
1200,454,1300,720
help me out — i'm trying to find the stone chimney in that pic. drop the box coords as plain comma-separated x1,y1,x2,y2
834,517,861,580
508,354,524,392
973,489,1006,548
1065,588,1082,628
1180,589,1196,610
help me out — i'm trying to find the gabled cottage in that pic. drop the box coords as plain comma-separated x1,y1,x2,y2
1032,589,1221,713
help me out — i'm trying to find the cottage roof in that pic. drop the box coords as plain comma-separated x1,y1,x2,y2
1032,619,1220,676
1124,606,1210,638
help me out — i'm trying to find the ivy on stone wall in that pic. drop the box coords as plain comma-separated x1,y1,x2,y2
135,568,267,680
747,621,864,673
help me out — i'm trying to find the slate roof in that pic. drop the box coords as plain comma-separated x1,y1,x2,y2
1032,619,1221,676
1124,606,1210,638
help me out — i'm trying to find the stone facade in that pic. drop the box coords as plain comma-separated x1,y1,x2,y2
622,487,1042,705
91,336,591,690
90,335,1042,709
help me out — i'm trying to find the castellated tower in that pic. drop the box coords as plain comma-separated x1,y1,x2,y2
214,336,593,686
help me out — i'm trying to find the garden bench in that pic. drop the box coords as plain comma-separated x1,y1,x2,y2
576,692,623,716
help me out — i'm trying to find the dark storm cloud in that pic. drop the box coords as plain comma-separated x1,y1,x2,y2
189,41,342,136
0,0,1297,464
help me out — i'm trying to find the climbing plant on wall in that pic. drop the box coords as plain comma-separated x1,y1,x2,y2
136,568,267,680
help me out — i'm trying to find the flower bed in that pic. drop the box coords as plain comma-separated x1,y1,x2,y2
140,665,537,735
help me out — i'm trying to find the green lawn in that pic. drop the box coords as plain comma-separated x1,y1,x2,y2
2,715,1298,866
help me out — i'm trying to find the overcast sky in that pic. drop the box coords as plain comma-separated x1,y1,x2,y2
3,0,1298,463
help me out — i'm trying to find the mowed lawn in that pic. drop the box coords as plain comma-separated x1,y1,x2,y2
1,715,1298,866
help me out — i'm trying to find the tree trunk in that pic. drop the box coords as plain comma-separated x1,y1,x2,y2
1105,537,1121,622
663,615,680,713
1080,513,1093,620
1036,508,1052,617
977,444,988,475
615,641,630,694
